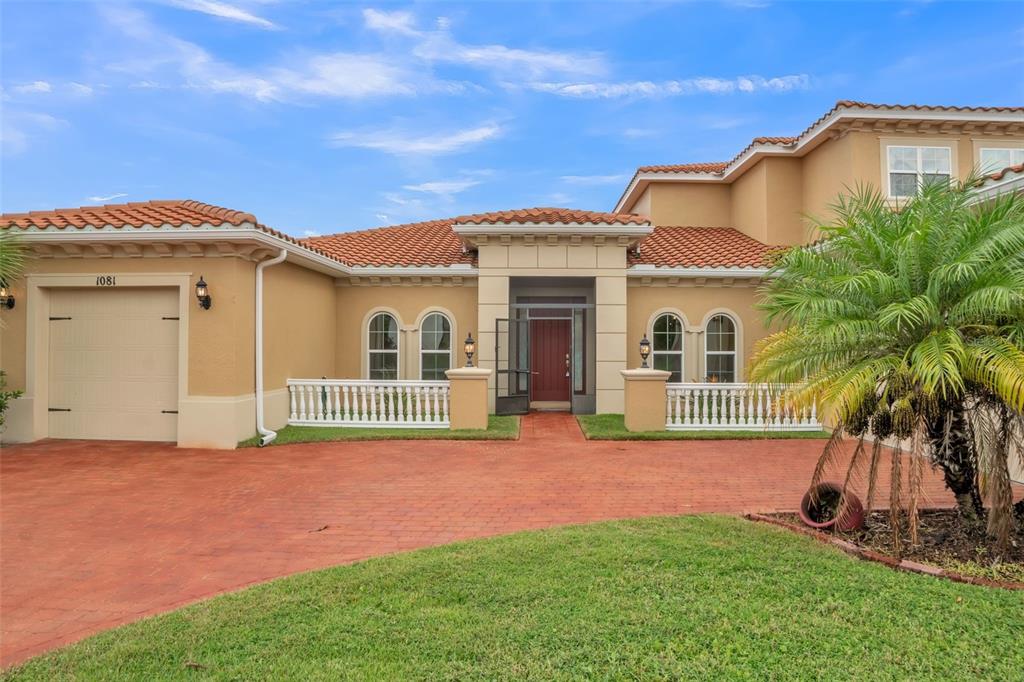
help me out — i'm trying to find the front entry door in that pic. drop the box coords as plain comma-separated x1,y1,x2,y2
529,319,571,402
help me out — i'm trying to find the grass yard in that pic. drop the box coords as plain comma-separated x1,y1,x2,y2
6,516,1021,680
238,415,519,447
578,413,831,440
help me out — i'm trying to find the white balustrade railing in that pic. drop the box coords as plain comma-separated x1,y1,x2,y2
287,379,450,428
665,383,820,431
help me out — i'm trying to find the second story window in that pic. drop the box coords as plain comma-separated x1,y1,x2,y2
979,148,1024,174
887,146,951,198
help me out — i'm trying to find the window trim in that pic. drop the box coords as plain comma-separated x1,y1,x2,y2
885,144,953,199
649,311,685,383
418,310,454,381
367,311,400,381
700,310,741,383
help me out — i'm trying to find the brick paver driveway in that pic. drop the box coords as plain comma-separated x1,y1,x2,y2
1,413,961,667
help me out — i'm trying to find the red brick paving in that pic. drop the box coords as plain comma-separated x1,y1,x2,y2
0,413,1005,667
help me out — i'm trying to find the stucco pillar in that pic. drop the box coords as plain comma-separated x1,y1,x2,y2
446,367,492,430
596,273,627,413
476,275,508,413
620,368,670,432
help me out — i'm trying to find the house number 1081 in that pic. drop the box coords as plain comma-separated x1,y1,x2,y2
95,275,116,286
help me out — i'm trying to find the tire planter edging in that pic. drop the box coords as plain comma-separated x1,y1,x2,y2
744,513,1024,591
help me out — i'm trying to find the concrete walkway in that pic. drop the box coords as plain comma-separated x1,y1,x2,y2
0,413,961,666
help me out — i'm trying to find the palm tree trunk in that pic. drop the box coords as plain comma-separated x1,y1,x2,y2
926,404,983,523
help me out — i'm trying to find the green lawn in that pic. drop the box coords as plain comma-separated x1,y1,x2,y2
6,516,1021,680
578,413,831,440
238,415,519,447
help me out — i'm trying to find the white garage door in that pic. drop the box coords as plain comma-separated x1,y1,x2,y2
48,288,179,441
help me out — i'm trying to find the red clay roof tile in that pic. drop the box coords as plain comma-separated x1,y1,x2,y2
986,163,1024,181
637,162,730,174
1,200,257,230
629,226,779,269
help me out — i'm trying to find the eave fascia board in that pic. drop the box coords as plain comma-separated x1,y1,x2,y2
614,104,1024,213
627,264,772,278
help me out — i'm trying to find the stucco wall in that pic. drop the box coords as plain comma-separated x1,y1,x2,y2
648,183,731,227
626,283,769,382
334,284,478,380
262,261,336,390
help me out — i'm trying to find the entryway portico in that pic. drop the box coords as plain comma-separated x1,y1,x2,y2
452,213,652,415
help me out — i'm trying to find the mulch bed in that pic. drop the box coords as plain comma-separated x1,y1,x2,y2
748,510,1024,590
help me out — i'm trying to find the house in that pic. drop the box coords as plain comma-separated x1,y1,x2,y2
1,101,1022,448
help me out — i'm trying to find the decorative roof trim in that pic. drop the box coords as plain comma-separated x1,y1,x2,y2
627,264,772,278
453,222,652,236
615,102,1024,212
972,164,1024,202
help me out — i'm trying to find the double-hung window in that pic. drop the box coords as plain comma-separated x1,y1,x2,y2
652,314,683,383
887,146,951,198
704,314,737,383
420,312,451,381
368,312,399,380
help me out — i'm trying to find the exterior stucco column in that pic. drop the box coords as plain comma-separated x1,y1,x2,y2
595,272,627,413
446,367,492,429
621,368,670,431
476,275,509,413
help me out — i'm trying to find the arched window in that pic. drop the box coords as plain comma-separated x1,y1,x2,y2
420,312,452,381
368,312,399,380
652,313,683,383
705,314,737,382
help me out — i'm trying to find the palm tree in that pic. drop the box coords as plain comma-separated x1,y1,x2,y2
749,177,1024,550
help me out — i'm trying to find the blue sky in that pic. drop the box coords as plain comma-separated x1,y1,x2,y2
1,1,1022,237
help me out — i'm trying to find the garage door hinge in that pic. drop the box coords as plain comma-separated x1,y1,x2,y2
161,410,179,414
49,316,72,321
48,408,71,412
161,316,180,320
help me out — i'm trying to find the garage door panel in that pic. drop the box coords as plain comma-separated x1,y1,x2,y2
48,288,179,442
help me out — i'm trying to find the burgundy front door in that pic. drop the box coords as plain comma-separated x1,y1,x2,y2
529,319,571,402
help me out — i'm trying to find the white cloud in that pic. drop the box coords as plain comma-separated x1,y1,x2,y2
623,127,657,138
167,0,278,30
403,179,481,194
1,111,67,155
329,123,503,156
363,7,605,79
374,213,391,223
68,82,95,96
14,81,52,94
86,193,129,202
560,174,627,185
362,8,419,36
528,74,810,99
301,229,322,237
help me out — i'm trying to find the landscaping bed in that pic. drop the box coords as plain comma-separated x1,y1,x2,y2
5,516,1023,680
760,509,1024,585
239,415,519,447
577,414,830,440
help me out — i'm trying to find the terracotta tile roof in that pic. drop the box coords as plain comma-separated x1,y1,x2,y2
1,200,256,230
629,226,779,269
453,207,649,226
637,162,729,174
629,101,1024,181
305,218,474,268
306,208,650,267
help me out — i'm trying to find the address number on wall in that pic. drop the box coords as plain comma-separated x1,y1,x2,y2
95,275,117,286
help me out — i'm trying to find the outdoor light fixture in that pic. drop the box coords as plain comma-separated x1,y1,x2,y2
195,276,212,310
0,282,14,310
639,334,651,368
464,332,476,367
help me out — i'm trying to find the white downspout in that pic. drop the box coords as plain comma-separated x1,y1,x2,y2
256,249,288,446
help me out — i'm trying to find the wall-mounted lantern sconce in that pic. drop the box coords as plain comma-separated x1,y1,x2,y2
0,282,14,310
464,332,476,367
639,334,651,369
195,276,212,310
